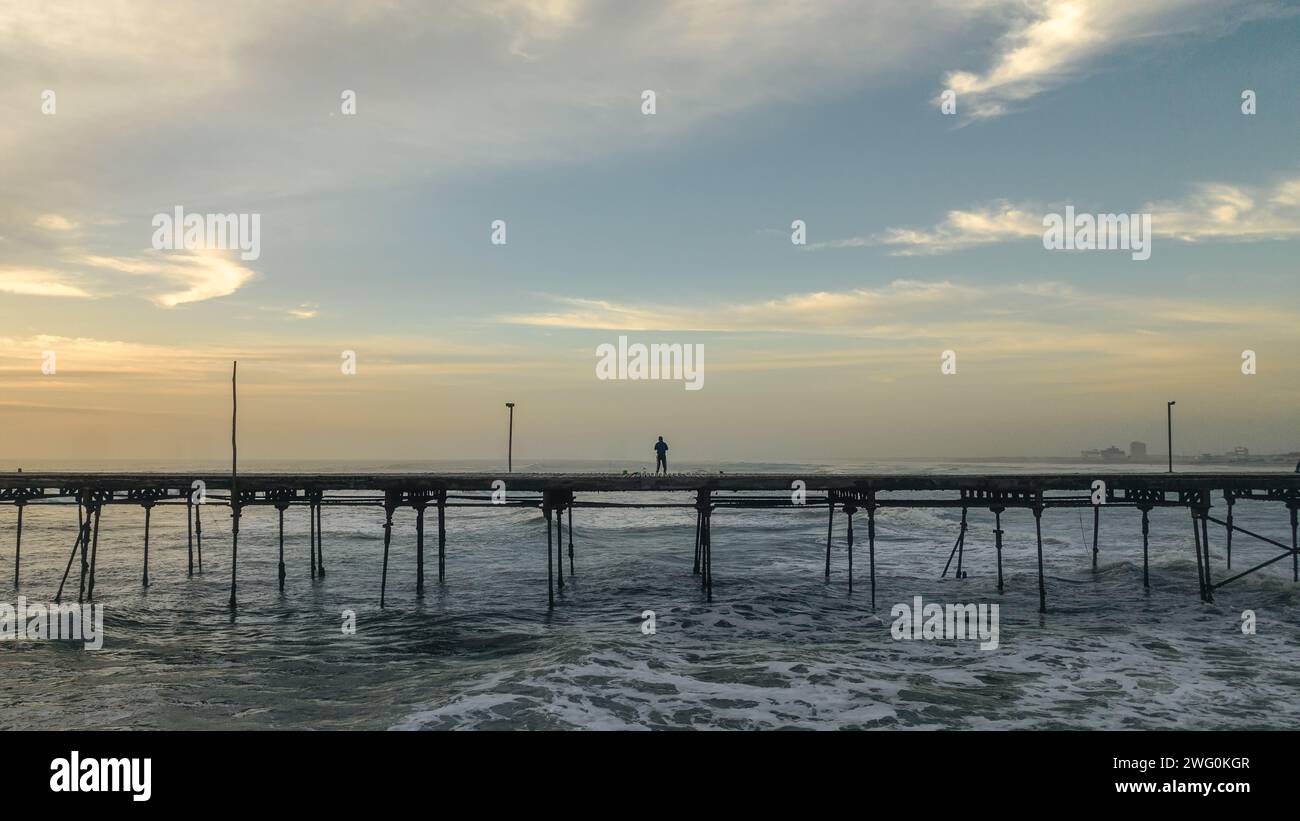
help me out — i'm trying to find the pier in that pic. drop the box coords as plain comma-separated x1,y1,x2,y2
2,472,1298,613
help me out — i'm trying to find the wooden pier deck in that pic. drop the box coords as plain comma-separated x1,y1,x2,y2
2,471,1297,613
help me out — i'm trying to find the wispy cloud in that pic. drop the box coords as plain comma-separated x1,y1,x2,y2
824,175,1300,255
79,251,256,307
0,267,93,298
937,0,1282,121
1147,178,1300,241
498,278,1295,339
34,214,77,231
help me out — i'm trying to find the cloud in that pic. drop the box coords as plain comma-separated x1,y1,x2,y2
287,303,319,320
0,267,93,298
1145,178,1300,241
80,251,257,307
498,278,1294,340
838,175,1300,255
34,214,76,231
810,201,1044,255
937,0,1283,121
0,0,992,206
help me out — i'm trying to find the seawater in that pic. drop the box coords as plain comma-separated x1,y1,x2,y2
2,460,1297,730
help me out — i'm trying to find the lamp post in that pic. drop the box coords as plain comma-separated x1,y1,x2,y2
506,402,515,473
1167,401,1176,473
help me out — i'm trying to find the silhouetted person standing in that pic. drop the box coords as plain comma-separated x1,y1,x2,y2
654,437,669,475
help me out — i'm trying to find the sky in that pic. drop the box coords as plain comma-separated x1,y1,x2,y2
1,0,1298,463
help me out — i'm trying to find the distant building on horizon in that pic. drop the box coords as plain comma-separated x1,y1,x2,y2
1082,446,1127,462
1129,441,1147,459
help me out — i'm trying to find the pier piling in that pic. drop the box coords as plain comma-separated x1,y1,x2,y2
55,503,84,604
544,503,554,608
142,502,152,589
824,498,834,581
195,502,203,574
1289,504,1298,583
956,507,968,579
380,492,395,608
867,502,877,610
315,500,324,578
437,490,445,582
309,499,317,580
13,501,23,588
695,489,713,601
415,501,426,596
1033,500,1046,614
88,502,101,598
556,500,564,591
1139,506,1151,590
1091,505,1100,569
844,502,855,594
187,493,194,577
277,504,286,592
991,506,1005,594
1199,505,1213,603
77,493,91,603
693,509,702,575
1223,493,1233,570
1192,508,1206,602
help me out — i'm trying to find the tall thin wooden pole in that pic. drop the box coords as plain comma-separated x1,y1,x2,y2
229,361,239,609
507,403,514,473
